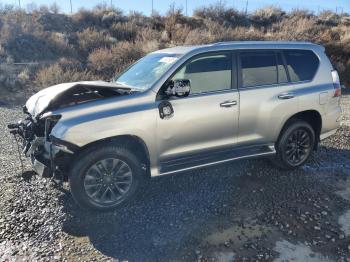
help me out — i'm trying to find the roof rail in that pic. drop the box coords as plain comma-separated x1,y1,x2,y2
212,41,238,46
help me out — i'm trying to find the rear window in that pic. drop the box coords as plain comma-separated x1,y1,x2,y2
284,50,319,82
240,51,278,88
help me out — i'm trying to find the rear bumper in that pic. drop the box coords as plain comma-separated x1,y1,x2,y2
320,105,341,140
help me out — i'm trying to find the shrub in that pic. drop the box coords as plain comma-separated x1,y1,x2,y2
250,6,285,27
77,27,111,54
37,13,73,32
5,34,62,62
194,3,249,27
101,10,125,27
111,21,137,41
72,8,102,29
318,11,340,26
288,9,314,19
0,63,22,90
88,41,144,79
272,16,319,41
185,29,211,44
137,27,162,42
35,63,94,89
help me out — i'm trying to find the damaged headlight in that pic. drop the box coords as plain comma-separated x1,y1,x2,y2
44,114,61,140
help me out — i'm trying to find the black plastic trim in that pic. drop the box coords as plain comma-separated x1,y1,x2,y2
49,135,80,153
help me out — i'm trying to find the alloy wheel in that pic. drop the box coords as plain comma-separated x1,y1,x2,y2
284,128,312,166
83,158,133,206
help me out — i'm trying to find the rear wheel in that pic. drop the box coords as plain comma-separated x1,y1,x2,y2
69,143,146,211
273,120,315,170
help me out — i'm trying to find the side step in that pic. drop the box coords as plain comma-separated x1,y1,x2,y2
159,144,276,175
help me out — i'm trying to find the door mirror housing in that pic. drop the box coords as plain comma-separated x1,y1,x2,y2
165,79,191,98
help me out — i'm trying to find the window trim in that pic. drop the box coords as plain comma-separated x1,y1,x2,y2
156,50,237,100
277,50,291,83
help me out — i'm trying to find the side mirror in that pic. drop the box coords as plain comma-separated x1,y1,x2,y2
165,79,191,98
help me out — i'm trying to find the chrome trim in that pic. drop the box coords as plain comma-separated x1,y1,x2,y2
159,150,276,176
278,92,295,99
220,100,237,107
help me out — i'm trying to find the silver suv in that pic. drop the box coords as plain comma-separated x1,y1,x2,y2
9,41,342,211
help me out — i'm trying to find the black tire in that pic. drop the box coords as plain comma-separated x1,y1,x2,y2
272,120,315,170
69,142,147,211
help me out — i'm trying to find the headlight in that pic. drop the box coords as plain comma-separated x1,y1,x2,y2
45,115,61,140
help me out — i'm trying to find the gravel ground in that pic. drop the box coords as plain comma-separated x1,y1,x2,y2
0,94,350,261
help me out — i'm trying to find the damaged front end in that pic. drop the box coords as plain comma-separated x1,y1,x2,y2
8,81,132,179
8,107,71,178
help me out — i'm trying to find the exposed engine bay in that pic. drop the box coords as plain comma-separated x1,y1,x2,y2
8,81,132,179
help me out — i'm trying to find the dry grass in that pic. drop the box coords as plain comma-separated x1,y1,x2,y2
88,41,144,79
35,63,94,89
0,3,349,91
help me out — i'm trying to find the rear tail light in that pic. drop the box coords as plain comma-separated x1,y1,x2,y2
331,70,341,97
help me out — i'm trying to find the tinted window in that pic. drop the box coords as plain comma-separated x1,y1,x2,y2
277,52,288,84
284,50,319,82
171,53,232,94
240,51,277,88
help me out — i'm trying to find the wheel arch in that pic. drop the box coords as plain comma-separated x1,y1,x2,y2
278,110,322,148
73,135,151,176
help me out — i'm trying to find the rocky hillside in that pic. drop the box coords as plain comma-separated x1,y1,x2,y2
0,3,349,101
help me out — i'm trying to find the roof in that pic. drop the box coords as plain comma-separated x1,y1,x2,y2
153,41,323,56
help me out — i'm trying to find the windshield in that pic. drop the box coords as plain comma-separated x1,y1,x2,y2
115,53,180,90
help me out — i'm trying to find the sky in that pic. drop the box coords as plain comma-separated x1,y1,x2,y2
0,0,349,15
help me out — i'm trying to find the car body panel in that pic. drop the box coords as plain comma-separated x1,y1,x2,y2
156,89,240,161
14,41,341,178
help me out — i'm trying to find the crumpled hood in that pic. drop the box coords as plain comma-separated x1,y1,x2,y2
26,81,130,118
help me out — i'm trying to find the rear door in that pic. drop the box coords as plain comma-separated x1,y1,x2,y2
237,50,299,146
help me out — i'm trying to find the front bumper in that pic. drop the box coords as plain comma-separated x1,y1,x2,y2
31,154,51,177
31,140,77,179
9,112,78,179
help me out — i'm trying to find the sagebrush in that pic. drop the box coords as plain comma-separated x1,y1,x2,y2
0,3,349,92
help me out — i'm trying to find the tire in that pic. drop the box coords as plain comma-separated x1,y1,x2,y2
69,142,147,211
272,120,315,170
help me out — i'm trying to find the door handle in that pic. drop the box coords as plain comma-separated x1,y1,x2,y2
278,93,294,100
220,100,237,107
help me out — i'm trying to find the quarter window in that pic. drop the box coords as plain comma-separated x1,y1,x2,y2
240,51,278,88
284,50,319,82
171,52,232,94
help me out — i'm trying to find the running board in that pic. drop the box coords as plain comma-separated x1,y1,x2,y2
159,144,276,176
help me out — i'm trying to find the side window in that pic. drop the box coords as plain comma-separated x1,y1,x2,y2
240,51,278,88
276,52,288,84
171,52,232,94
284,50,319,82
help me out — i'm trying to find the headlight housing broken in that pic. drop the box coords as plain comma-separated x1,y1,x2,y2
45,115,61,140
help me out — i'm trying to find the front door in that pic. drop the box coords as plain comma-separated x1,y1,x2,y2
156,51,239,171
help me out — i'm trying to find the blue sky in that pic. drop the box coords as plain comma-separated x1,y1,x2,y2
1,0,349,15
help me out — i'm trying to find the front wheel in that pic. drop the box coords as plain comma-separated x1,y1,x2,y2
69,143,146,211
273,120,315,170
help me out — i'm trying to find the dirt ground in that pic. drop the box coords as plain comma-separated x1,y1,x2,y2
0,92,350,261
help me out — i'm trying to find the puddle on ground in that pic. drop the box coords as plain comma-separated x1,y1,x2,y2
204,223,272,246
335,178,350,202
338,210,350,236
211,251,235,262
273,240,333,262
